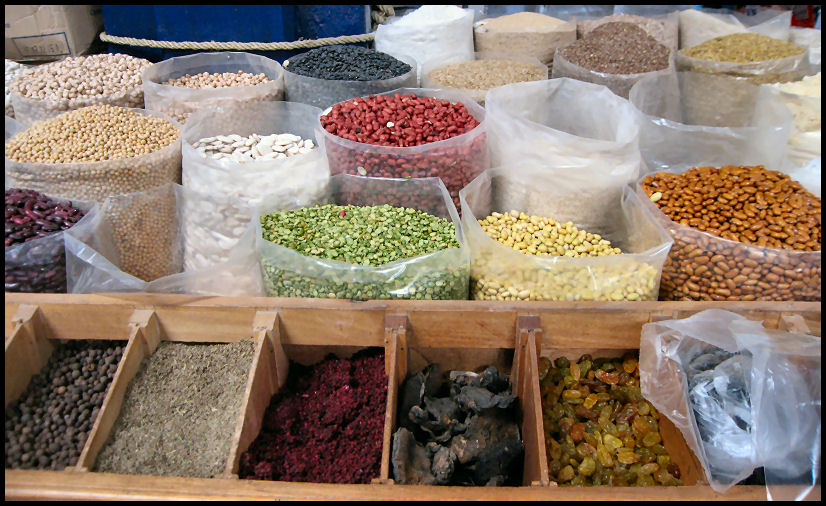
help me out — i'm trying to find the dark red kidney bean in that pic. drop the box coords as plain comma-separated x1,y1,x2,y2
5,188,87,293
320,93,488,213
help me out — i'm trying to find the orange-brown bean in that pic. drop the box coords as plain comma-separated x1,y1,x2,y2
642,165,820,301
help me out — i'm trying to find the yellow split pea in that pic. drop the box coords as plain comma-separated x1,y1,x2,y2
473,210,658,301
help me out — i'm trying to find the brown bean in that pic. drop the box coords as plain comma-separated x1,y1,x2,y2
642,165,820,301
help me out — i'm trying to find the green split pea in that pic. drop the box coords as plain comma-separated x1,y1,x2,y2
260,204,467,300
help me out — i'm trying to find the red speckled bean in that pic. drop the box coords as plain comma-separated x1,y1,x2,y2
319,93,488,213
5,188,87,293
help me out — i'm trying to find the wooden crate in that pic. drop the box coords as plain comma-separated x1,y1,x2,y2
4,293,821,501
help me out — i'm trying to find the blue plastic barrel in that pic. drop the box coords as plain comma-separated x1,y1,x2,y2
101,5,368,63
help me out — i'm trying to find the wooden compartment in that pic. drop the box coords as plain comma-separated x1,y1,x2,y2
5,304,131,473
74,309,258,477
4,293,822,501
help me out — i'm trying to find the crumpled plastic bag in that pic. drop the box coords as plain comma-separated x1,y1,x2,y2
640,309,821,499
628,71,793,171
65,183,264,295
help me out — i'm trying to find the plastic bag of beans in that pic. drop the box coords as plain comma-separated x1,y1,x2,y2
550,43,675,99
460,165,673,302
64,183,265,295
9,54,152,126
254,174,469,300
283,51,418,109
676,31,808,85
142,52,285,124
5,189,97,293
420,51,548,107
5,108,183,203
629,72,793,172
639,309,821,499
317,87,488,213
181,101,330,270
5,108,183,283
636,167,821,302
485,78,643,226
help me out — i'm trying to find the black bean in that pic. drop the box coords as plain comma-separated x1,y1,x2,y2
286,45,411,81
5,340,124,470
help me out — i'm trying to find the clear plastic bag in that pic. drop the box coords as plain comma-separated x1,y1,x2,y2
10,59,148,126
676,10,807,86
763,83,821,168
677,49,808,86
636,170,821,301
421,51,547,107
472,16,576,66
65,183,264,295
778,157,821,198
283,52,417,109
181,101,330,270
142,52,285,124
255,174,469,300
576,11,680,51
639,309,821,499
317,87,488,212
678,8,748,49
5,109,183,202
5,191,97,293
460,165,673,301
484,78,643,196
628,71,793,171
551,42,675,99
375,5,475,80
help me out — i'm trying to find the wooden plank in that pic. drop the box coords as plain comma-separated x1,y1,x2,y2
5,305,54,408
376,314,408,484
74,311,156,471
523,329,549,487
513,315,540,398
4,468,784,500
224,312,283,477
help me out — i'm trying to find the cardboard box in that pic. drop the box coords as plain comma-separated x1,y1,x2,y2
5,5,103,61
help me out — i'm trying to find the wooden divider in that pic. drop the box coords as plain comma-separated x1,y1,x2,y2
5,305,54,408
515,316,549,487
75,309,161,471
375,314,408,484
224,311,286,478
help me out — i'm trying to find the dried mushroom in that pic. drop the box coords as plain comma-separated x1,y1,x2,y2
391,365,523,486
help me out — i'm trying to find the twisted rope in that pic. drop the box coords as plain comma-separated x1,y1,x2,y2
99,31,376,51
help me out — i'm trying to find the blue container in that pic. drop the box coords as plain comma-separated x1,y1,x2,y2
101,5,368,63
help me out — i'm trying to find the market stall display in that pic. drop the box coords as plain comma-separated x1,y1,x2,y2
3,4,824,502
